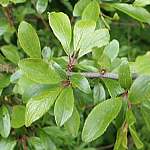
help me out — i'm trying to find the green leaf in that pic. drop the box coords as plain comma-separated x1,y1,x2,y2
141,101,150,130
25,87,61,127
103,79,124,98
114,127,128,150
129,76,150,104
54,87,74,126
73,20,96,52
111,3,150,24
129,126,144,149
73,0,91,16
11,105,25,128
0,106,11,138
23,84,52,103
126,109,136,126
40,131,57,150
78,29,110,58
82,1,100,22
98,53,111,71
134,0,150,7
36,0,48,14
42,46,53,61
18,21,41,58
93,83,106,104
118,60,132,89
135,54,150,75
0,74,10,89
64,107,80,137
28,137,45,150
1,45,20,64
82,97,122,142
18,58,61,84
48,12,72,54
0,0,9,7
0,139,16,150
104,39,119,62
70,74,91,94
14,75,36,95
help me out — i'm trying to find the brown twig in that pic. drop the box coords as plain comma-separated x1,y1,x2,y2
21,135,28,150
2,5,14,28
36,14,50,31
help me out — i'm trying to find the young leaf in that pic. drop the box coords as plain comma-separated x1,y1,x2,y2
93,83,106,104
54,87,74,126
98,53,111,71
1,45,20,64
73,0,91,16
129,126,144,149
103,79,124,98
118,60,132,89
11,105,25,128
104,39,119,62
0,106,11,138
82,97,122,142
48,12,72,54
64,107,80,137
111,3,150,24
25,87,61,127
36,0,48,14
129,76,150,104
82,1,100,22
78,29,110,58
18,58,61,84
70,74,91,94
18,21,41,58
73,20,96,52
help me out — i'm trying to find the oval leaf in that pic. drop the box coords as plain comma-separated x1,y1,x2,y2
11,105,25,128
70,74,91,94
73,0,91,16
25,88,60,127
118,60,132,89
64,107,80,137
18,58,61,84
36,0,48,14
54,87,74,126
0,105,11,138
18,21,41,58
82,97,122,142
82,1,100,22
93,83,106,104
48,12,72,54
1,45,20,64
104,39,119,62
129,76,150,104
25,87,61,127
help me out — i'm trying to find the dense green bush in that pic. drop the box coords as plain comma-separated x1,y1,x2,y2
0,0,150,149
